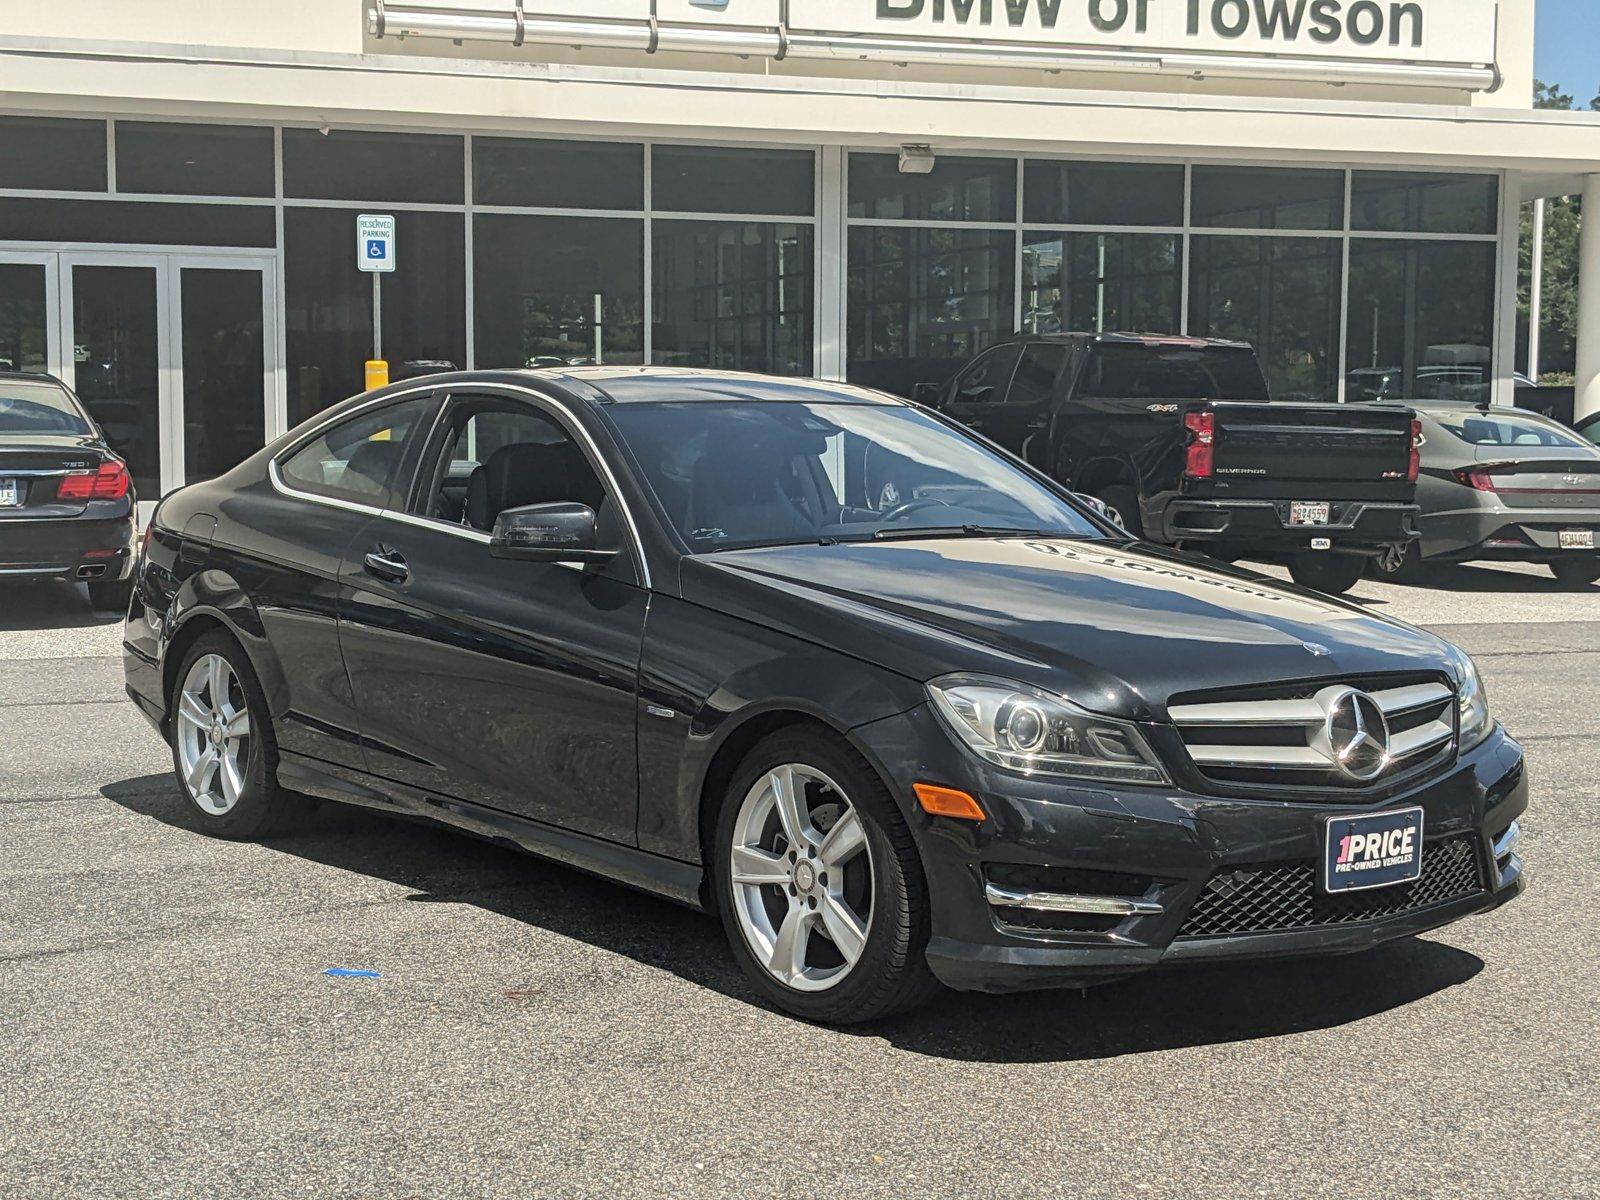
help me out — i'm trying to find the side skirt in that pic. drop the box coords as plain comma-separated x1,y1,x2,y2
276,751,707,911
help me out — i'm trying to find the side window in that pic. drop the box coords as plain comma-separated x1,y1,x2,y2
278,395,434,508
947,344,1022,406
418,397,611,540
1009,344,1067,407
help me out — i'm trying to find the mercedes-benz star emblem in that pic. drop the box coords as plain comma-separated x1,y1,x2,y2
1315,686,1391,782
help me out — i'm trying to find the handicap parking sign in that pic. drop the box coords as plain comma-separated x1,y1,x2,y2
356,214,396,273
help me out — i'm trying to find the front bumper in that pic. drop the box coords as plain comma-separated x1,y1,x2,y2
1153,498,1418,555
851,706,1526,994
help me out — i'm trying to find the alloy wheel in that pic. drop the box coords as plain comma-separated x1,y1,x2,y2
729,763,875,993
175,653,252,816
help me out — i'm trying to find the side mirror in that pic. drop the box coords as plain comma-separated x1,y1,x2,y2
490,502,615,564
1074,492,1127,532
911,382,943,408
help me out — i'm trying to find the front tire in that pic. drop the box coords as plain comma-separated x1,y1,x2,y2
169,630,303,839
713,729,939,1024
1550,557,1600,586
1368,541,1424,582
1094,484,1144,538
1287,552,1367,595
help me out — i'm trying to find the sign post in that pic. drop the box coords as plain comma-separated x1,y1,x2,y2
357,214,396,380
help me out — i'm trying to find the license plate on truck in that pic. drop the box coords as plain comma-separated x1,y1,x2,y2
1324,807,1424,894
1559,530,1595,550
1290,501,1331,526
0,479,18,507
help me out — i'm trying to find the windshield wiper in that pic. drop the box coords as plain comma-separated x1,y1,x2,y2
870,524,1052,542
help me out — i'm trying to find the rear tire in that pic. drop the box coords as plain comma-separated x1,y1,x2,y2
1094,484,1144,538
1288,552,1367,595
87,578,132,613
1550,557,1600,586
169,630,305,840
1368,542,1424,582
713,729,940,1024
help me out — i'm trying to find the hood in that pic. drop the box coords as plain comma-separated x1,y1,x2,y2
680,537,1452,720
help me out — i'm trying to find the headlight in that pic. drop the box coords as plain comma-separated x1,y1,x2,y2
1448,645,1493,751
927,674,1168,785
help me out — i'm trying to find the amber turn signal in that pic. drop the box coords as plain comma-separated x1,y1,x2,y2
913,783,985,822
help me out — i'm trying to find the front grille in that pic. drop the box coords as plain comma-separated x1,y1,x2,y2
1168,673,1456,797
1175,834,1484,940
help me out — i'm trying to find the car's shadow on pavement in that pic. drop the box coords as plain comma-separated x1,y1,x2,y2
0,580,121,630
102,774,1485,1065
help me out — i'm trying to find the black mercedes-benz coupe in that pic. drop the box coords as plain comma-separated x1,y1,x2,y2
1,371,137,611
123,368,1525,1023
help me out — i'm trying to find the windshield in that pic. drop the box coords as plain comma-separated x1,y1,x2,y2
1431,410,1589,450
1081,344,1269,402
0,379,91,435
605,401,1105,553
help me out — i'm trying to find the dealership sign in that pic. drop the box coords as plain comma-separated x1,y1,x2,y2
378,1,1500,87
800,0,1497,64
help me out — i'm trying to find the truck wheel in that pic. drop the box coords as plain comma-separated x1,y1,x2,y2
1095,485,1143,538
1550,558,1600,586
1368,542,1422,581
1288,552,1366,595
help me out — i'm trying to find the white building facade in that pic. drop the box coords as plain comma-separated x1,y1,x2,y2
1,1,1597,500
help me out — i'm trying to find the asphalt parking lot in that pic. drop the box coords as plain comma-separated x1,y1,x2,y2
2,563,1597,1199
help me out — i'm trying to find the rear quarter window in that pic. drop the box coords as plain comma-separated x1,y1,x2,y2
278,396,434,507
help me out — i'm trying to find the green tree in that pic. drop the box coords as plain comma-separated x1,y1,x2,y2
1517,80,1590,381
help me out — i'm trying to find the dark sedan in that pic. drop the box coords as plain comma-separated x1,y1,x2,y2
123,369,1525,1023
1373,403,1600,584
0,372,137,610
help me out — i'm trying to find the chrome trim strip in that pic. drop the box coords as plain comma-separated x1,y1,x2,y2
1388,720,1455,759
266,378,651,587
0,566,71,576
1492,821,1521,860
1168,697,1324,727
1184,745,1332,770
984,884,1163,917
0,468,69,477
1370,682,1454,716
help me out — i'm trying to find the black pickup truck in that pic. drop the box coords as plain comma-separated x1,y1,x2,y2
918,333,1421,594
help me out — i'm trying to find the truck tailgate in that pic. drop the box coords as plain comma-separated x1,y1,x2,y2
1207,402,1414,489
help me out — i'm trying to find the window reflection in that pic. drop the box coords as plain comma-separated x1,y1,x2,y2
1022,233,1180,335
1345,239,1496,403
846,226,1016,397
849,154,1016,223
1188,235,1342,402
1023,161,1184,227
1191,166,1344,231
1351,172,1497,236
652,221,813,375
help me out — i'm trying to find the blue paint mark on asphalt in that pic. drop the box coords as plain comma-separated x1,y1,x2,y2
324,968,382,979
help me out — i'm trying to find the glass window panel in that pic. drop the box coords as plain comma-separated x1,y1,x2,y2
846,225,1016,397
0,198,274,248
652,221,813,375
946,343,1022,406
1191,166,1344,231
1188,235,1343,403
1345,240,1496,404
71,266,161,498
848,154,1016,223
473,214,644,370
115,122,275,198
473,137,644,210
279,395,436,508
283,128,464,204
1009,342,1069,407
1022,232,1180,336
0,263,51,374
181,268,266,483
652,146,814,216
383,210,468,382
1351,171,1498,235
0,116,106,192
1023,161,1184,227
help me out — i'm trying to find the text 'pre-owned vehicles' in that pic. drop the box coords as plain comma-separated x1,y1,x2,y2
920,334,1423,595
1373,402,1600,585
0,371,137,611
124,368,1524,1023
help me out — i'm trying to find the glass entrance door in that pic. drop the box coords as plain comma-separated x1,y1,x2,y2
0,249,279,510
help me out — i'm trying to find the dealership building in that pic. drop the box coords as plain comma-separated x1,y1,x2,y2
1,1,1598,502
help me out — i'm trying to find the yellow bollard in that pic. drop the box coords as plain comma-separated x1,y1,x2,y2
365,360,390,391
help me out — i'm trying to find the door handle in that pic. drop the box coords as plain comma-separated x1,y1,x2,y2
364,547,409,582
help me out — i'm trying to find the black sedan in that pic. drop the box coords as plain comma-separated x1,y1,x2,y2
124,368,1525,1023
1,371,137,610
